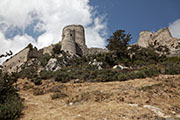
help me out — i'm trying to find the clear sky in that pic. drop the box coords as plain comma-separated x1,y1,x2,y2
90,0,180,44
0,0,180,64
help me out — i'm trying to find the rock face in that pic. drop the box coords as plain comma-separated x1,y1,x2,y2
138,27,180,56
61,25,87,56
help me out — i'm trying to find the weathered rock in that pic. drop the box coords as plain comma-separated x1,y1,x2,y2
89,59,103,70
144,105,171,118
113,65,129,70
45,58,61,71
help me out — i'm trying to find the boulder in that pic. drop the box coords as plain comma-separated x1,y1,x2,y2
45,58,61,71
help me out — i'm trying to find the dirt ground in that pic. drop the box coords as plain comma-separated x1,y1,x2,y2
15,75,180,120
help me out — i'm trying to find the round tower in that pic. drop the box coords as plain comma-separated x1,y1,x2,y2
62,25,86,47
61,29,76,55
61,25,86,56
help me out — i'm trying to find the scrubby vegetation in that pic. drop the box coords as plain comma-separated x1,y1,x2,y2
0,73,23,120
9,29,180,85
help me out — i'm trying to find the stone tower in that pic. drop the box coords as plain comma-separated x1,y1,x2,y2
61,25,86,56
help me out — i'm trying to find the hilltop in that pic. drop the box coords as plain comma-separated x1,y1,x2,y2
0,25,180,120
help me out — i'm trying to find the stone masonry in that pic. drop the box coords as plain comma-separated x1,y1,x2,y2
138,27,180,56
2,44,39,73
61,25,87,56
61,24,109,56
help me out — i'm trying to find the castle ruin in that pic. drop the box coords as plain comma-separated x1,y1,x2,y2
1,24,108,73
138,27,180,56
2,44,39,73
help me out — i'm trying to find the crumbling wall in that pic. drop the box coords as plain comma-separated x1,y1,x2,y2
84,48,109,56
138,27,180,56
40,44,55,56
2,47,30,73
138,31,153,48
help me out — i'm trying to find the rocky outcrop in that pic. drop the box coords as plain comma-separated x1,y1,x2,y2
45,58,61,72
89,59,103,70
138,27,180,56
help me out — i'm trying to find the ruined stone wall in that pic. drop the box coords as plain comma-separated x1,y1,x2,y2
2,47,30,73
41,44,55,56
138,27,180,56
84,48,109,56
149,28,173,46
138,31,153,48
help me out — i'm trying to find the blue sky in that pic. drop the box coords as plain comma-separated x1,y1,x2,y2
90,0,180,44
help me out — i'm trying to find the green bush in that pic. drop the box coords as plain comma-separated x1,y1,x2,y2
118,73,128,81
40,70,53,79
0,74,23,120
38,53,51,67
55,70,72,83
164,62,180,75
51,92,68,100
32,77,42,85
52,43,62,55
19,65,38,79
33,88,44,96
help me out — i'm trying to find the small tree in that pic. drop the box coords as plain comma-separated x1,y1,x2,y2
106,30,132,58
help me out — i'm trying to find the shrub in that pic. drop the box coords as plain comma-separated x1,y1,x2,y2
164,62,180,75
144,67,159,77
32,77,42,86
48,85,66,93
38,53,51,67
52,43,62,55
0,74,23,120
118,73,128,81
55,71,72,83
33,88,44,96
19,65,37,79
51,92,68,100
39,70,53,79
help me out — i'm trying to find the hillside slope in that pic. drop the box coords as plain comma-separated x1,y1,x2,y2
16,75,180,120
